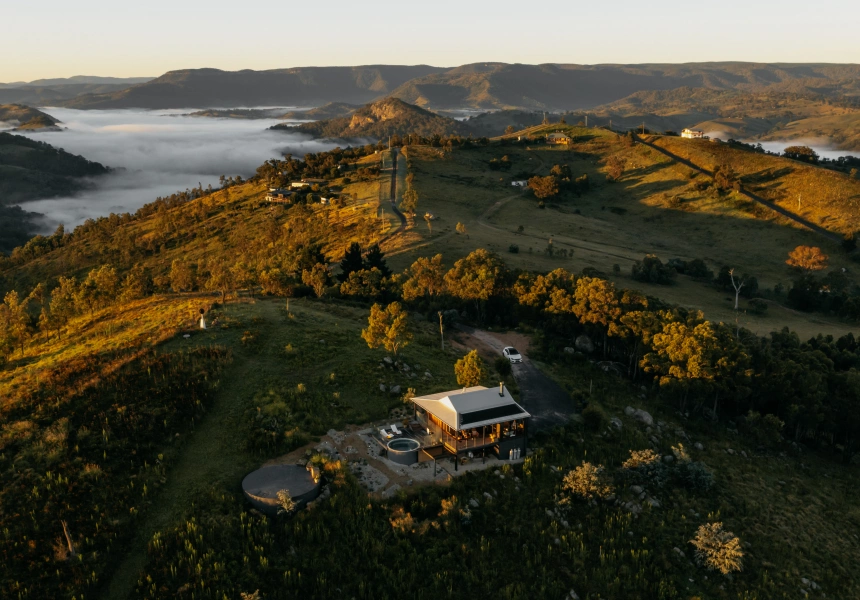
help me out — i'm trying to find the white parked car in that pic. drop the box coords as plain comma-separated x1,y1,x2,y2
502,346,522,364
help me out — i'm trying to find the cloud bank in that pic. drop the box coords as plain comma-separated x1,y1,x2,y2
15,108,336,229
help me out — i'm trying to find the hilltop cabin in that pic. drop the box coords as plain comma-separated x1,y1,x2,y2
290,178,329,189
546,132,572,145
681,128,705,139
412,384,530,470
266,188,294,203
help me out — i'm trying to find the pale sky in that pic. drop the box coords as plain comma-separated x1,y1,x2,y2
4,0,859,82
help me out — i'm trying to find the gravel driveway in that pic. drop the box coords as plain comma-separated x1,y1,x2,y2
455,324,576,432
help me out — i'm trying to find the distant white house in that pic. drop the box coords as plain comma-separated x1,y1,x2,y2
511,180,528,187
681,128,705,139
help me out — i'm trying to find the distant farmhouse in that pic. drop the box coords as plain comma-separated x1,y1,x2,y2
290,178,328,189
511,180,528,187
681,128,705,139
546,132,572,145
265,188,294,203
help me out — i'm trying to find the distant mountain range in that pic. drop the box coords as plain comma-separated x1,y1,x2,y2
0,76,153,89
45,63,860,112
60,66,447,109
272,97,470,139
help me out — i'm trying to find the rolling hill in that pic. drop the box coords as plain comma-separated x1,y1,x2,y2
0,104,60,131
273,97,471,139
578,87,860,151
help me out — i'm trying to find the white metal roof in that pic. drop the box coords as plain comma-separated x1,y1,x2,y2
412,385,530,430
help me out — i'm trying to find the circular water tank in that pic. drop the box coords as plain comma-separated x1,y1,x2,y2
387,437,420,465
242,464,321,516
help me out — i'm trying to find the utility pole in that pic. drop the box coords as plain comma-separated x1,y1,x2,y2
585,114,588,127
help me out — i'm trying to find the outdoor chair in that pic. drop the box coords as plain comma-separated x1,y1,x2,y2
390,423,402,435
379,427,393,439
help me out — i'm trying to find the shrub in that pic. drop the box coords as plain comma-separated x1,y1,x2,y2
744,410,784,446
560,461,613,502
689,522,743,574
581,404,608,432
621,449,660,469
747,298,769,315
685,259,714,279
675,461,714,492
494,356,512,378
631,254,676,285
508,244,519,254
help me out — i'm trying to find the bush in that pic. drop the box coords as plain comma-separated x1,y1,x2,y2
494,356,512,378
744,410,784,446
560,461,613,502
631,254,676,285
581,403,608,432
689,522,743,574
508,244,519,254
747,298,768,315
685,258,714,279
675,461,714,492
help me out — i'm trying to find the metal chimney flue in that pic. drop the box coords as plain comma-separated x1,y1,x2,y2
499,382,504,396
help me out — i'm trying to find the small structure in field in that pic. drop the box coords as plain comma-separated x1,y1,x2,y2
546,132,572,145
681,128,705,139
511,180,528,187
266,188,294,203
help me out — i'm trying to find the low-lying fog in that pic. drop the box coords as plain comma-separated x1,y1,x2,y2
16,108,334,230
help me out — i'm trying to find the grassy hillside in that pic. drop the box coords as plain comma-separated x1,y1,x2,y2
275,97,471,140
649,135,860,235
582,88,860,152
389,126,859,339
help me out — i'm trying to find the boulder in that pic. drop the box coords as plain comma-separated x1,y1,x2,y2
633,409,654,426
383,356,393,364
610,417,623,431
663,455,674,464
694,442,704,451
630,485,644,494
624,406,636,416
390,385,402,395
379,384,387,392
575,334,595,353
469,498,480,508
563,347,576,354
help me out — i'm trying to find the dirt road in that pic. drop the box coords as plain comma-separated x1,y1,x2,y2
455,325,575,431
